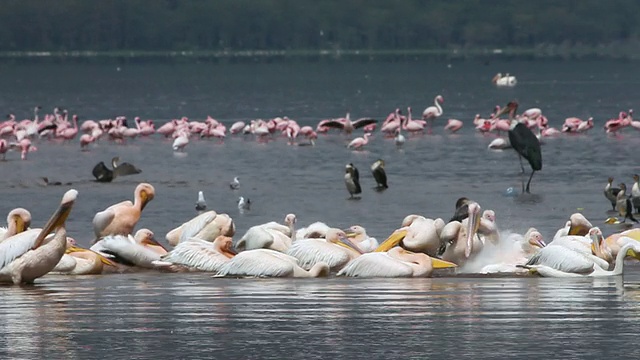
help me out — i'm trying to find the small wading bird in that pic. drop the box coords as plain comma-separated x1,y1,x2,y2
195,191,207,213
606,183,638,224
92,156,142,183
344,163,361,199
230,176,240,190
494,101,542,193
604,177,621,212
371,159,388,190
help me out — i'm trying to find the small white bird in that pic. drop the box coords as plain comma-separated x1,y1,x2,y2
195,191,207,213
238,196,251,213
230,176,240,190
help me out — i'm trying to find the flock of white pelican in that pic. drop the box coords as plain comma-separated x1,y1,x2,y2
1,182,640,285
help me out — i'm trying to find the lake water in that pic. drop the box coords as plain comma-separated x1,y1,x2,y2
0,59,640,359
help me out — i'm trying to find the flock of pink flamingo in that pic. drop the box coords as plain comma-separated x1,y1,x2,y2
0,97,638,161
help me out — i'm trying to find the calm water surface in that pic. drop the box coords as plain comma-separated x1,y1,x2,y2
0,59,639,359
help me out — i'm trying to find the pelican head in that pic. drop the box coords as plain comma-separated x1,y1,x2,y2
526,229,546,248
33,189,78,249
7,208,31,235
213,235,237,257
327,228,363,254
284,213,297,226
568,213,592,236
343,225,366,240
135,183,156,210
135,228,166,250
588,227,604,255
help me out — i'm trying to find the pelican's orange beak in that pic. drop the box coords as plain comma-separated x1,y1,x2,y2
430,257,458,269
375,229,407,252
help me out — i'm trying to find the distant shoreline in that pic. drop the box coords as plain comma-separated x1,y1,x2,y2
0,47,639,61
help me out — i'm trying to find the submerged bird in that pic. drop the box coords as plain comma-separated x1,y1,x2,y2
92,156,142,183
344,163,361,199
371,159,388,190
195,191,207,213
229,176,240,190
0,189,78,284
495,101,542,193
92,183,155,240
604,177,621,212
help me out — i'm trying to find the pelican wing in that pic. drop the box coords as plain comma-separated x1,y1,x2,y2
237,226,274,251
179,211,217,243
158,237,229,272
526,245,594,274
98,234,160,268
218,249,296,277
295,222,330,240
52,254,77,273
287,239,350,270
92,208,116,238
337,253,413,278
0,229,41,269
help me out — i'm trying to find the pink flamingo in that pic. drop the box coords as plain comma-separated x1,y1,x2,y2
15,138,36,160
0,139,7,160
157,120,177,137
422,95,444,134
57,115,79,141
230,121,246,134
604,111,630,135
444,119,463,133
80,134,96,150
81,119,99,133
576,118,594,133
347,133,371,150
541,127,561,137
172,129,190,151
404,107,426,132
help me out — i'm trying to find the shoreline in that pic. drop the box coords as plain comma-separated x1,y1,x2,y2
1,47,640,61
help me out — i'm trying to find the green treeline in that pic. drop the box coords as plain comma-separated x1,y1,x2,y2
0,0,638,53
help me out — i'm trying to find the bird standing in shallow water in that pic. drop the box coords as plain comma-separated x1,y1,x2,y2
371,159,388,190
238,196,251,213
604,177,621,212
344,163,361,199
494,101,542,193
230,177,240,190
615,183,638,223
195,191,207,213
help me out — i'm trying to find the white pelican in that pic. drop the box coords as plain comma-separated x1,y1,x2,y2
52,238,115,275
92,182,155,240
286,228,362,271
153,235,236,272
552,213,593,241
344,225,379,253
90,229,167,269
337,247,456,278
525,228,640,277
478,228,546,274
217,249,330,278
165,210,235,246
0,189,77,284
479,210,500,245
440,202,482,265
375,215,444,256
0,208,31,242
235,214,296,252
603,228,640,260
492,73,517,87
295,221,330,240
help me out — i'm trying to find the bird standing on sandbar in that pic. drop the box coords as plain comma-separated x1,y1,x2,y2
344,163,362,199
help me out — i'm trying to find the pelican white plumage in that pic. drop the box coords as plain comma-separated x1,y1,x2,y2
0,189,77,284
153,235,236,272
165,210,235,247
440,202,482,265
287,228,362,271
236,214,296,252
477,228,546,274
524,227,630,277
295,221,330,240
375,215,444,256
0,208,31,242
217,248,330,278
604,228,640,259
337,247,457,278
52,239,115,275
90,229,167,269
344,225,378,253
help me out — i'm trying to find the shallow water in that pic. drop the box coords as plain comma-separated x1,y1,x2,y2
0,59,640,358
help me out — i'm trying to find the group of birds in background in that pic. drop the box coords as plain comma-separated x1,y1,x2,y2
604,175,640,225
344,159,388,199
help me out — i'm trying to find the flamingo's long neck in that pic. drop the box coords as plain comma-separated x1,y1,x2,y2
434,97,442,115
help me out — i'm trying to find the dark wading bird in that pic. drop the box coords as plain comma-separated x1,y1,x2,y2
604,177,621,212
92,156,142,182
494,101,542,193
371,159,388,190
614,183,638,223
344,163,362,199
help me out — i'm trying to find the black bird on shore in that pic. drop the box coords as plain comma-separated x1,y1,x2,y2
371,159,388,190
